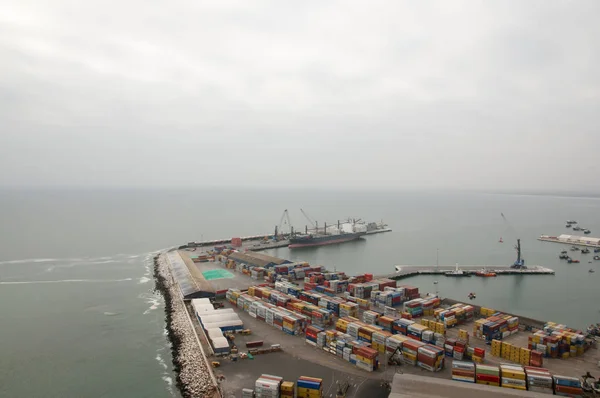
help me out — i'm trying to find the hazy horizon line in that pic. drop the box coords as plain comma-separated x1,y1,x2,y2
1,185,599,198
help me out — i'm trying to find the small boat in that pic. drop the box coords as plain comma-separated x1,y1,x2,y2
445,263,471,277
566,220,577,224
561,250,568,254
566,224,572,228
584,229,591,234
559,254,570,260
571,246,580,251
476,269,497,277
582,248,590,254
498,237,503,243
589,269,595,273
573,226,582,231
594,256,600,261
468,292,477,300
595,248,600,253
569,259,580,264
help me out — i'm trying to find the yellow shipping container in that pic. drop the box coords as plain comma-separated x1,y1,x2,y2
473,355,484,363
562,352,570,359
403,352,417,361
577,346,584,355
501,371,525,380
421,319,429,327
281,381,295,392
297,387,322,398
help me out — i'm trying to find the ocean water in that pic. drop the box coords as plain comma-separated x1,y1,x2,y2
1,188,599,397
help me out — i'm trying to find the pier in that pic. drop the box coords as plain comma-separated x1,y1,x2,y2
378,265,555,280
539,233,600,248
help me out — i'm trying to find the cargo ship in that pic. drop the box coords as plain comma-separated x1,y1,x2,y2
289,222,367,249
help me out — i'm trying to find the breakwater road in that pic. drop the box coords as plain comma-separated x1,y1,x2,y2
154,254,219,398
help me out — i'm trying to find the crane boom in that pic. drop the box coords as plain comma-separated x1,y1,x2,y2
300,208,316,228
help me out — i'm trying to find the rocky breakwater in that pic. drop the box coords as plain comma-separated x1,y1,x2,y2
153,254,218,398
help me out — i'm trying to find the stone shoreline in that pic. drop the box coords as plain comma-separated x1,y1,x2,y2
153,254,217,398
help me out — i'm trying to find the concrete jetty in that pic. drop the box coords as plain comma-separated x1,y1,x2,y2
539,233,600,248
378,265,555,280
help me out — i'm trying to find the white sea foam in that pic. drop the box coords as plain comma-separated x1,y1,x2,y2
0,258,58,265
138,276,151,284
143,296,161,314
0,278,133,285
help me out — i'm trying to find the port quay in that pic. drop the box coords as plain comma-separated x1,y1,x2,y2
153,229,599,398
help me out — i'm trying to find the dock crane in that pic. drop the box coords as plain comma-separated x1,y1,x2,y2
274,209,293,240
502,213,526,269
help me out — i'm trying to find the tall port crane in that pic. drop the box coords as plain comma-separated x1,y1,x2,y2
501,213,526,269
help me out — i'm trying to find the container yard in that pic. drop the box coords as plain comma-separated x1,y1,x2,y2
155,236,600,398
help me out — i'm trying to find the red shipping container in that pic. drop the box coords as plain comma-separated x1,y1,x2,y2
403,340,425,351
231,237,242,247
554,385,583,395
474,348,486,357
476,375,500,383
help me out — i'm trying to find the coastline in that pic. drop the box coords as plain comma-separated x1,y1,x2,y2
153,254,219,398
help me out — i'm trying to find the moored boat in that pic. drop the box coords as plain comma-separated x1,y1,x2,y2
475,269,497,277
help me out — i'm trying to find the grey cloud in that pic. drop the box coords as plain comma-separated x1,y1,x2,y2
1,0,599,191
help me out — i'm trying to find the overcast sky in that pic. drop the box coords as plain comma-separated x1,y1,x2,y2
1,1,599,191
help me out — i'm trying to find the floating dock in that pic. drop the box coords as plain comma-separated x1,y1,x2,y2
379,265,555,280
538,233,600,248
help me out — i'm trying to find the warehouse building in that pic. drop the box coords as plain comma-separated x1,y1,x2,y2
228,251,291,268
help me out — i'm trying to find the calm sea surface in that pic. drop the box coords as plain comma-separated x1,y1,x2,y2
1,188,599,397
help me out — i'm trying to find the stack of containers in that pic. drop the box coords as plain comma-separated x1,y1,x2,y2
421,329,435,344
373,330,392,353
444,338,456,358
378,316,395,332
421,297,441,316
297,376,323,398
316,331,327,348
363,311,380,325
242,388,254,398
347,322,360,340
491,340,501,357
392,318,414,335
417,344,445,372
407,323,429,341
384,306,398,318
404,299,424,318
358,326,375,344
440,310,457,328
398,285,420,300
452,361,476,383
255,374,282,398
354,346,378,372
553,375,584,397
529,350,544,367
458,329,469,342
500,364,527,391
524,367,553,394
386,334,409,354
519,347,531,366
475,364,501,386
434,332,446,349
453,344,464,361
305,325,324,346
472,347,485,363
339,302,358,318
280,381,295,398
226,288,241,305
402,339,425,365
